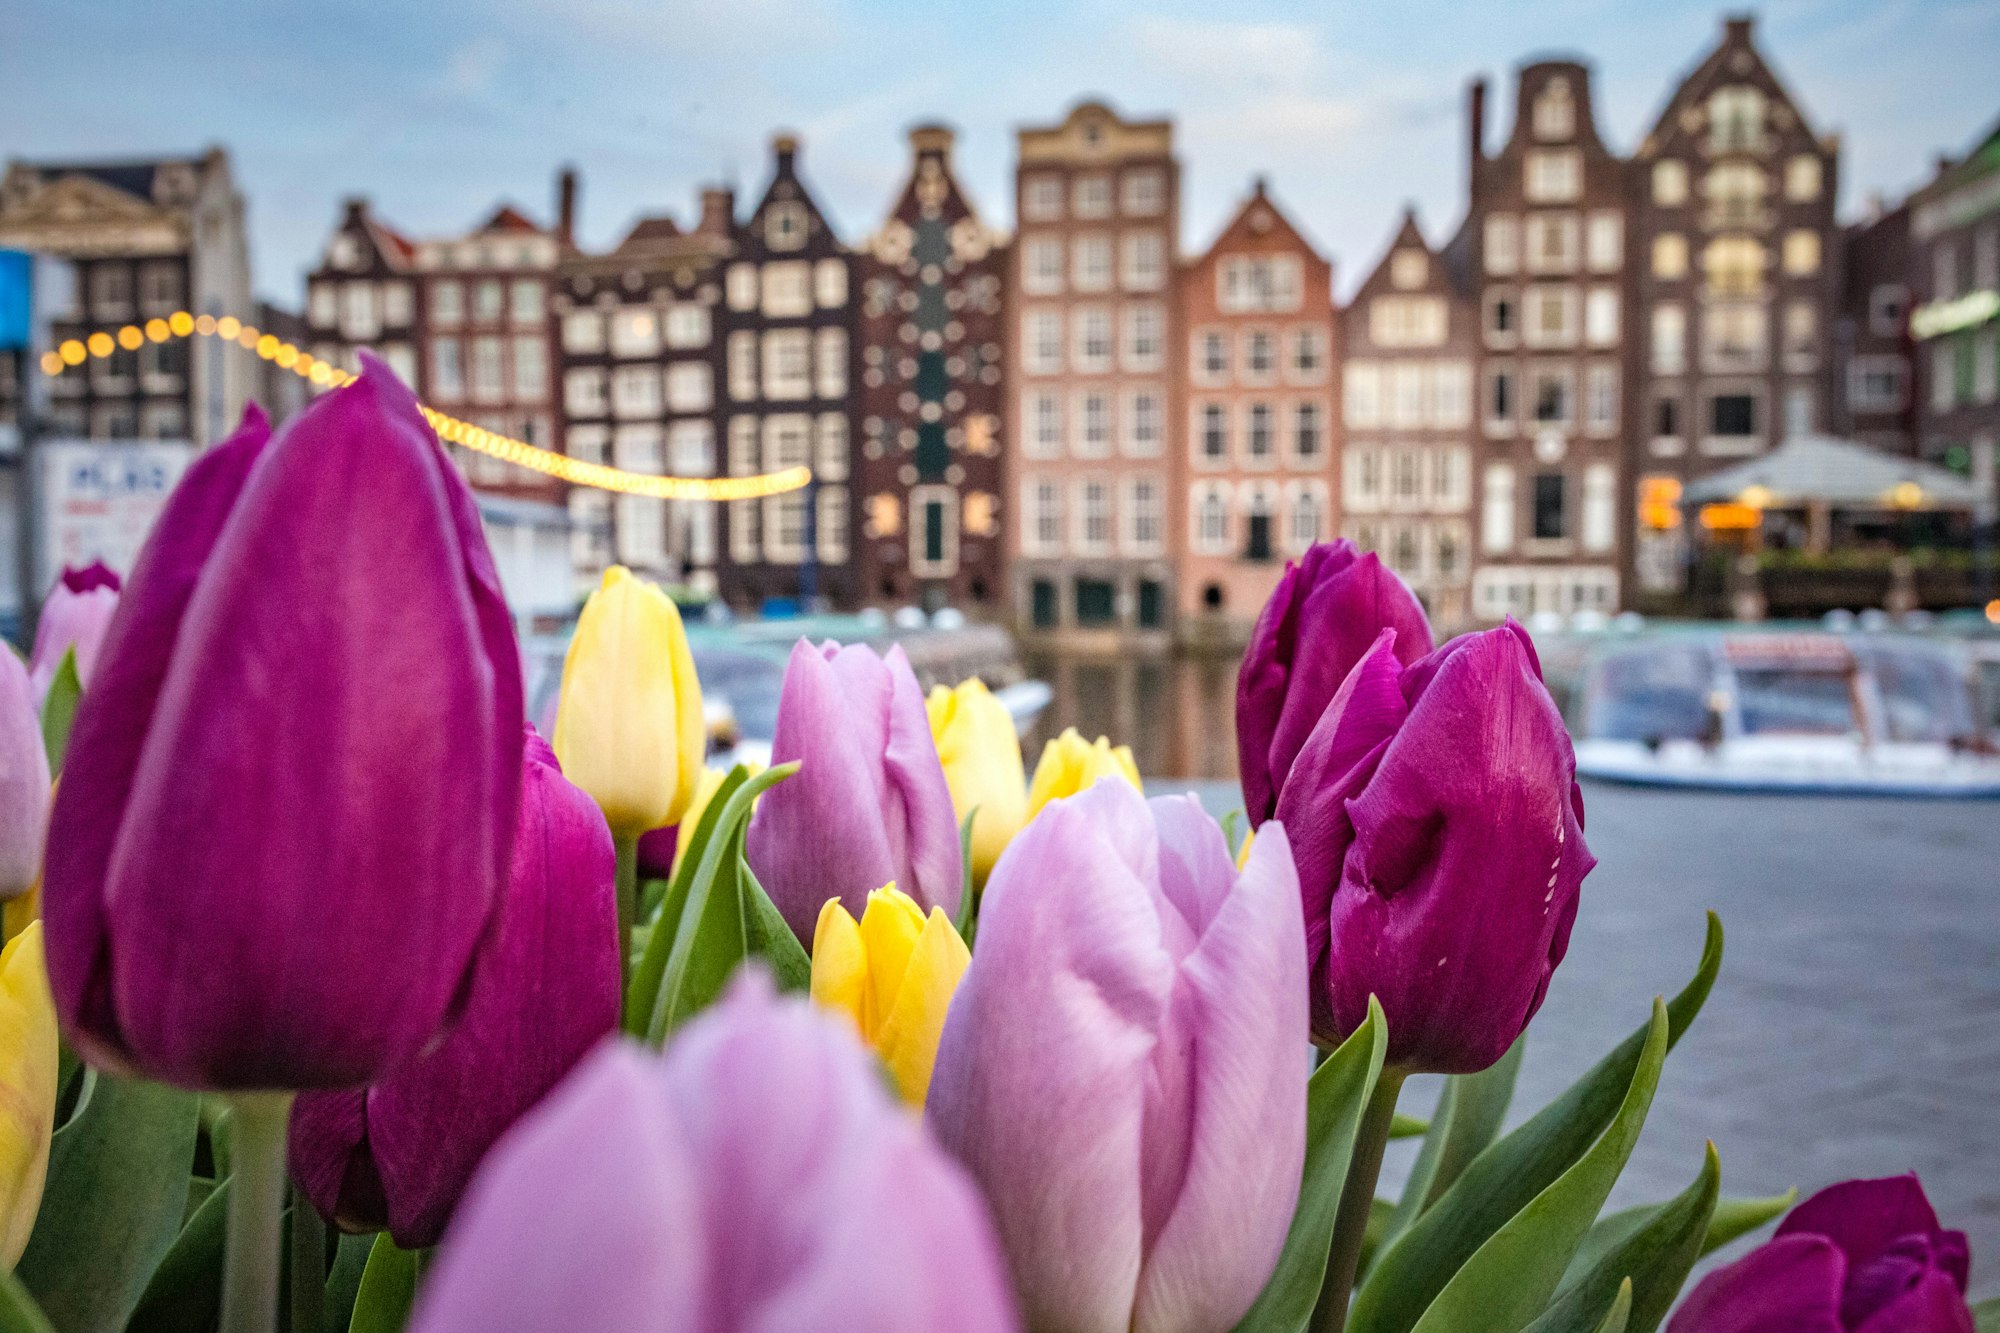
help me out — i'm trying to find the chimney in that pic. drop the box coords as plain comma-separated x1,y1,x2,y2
909,123,955,161
341,195,370,225
772,132,799,174
1468,78,1487,201
1725,14,1753,42
556,166,578,246
698,187,735,237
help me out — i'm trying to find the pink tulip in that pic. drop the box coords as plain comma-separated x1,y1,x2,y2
0,652,49,899
928,779,1307,1333
28,562,122,705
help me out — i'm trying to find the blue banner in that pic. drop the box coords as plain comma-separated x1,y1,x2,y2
0,250,30,350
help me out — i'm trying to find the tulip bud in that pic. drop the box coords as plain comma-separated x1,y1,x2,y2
929,780,1307,1333
552,567,705,840
1668,1175,1972,1332
927,679,1028,885
27,563,122,706
1024,727,1140,821
410,973,1020,1333
747,641,962,941
811,885,969,1105
289,727,619,1247
0,653,50,901
44,362,524,1090
1276,621,1591,1071
0,922,57,1267
1237,540,1432,826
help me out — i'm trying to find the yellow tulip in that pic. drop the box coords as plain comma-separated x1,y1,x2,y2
0,922,56,1267
1025,727,1142,820
1236,826,1255,872
553,567,705,838
810,886,969,1106
926,681,1027,886
671,765,750,877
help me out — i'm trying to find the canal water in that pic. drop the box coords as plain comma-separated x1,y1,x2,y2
1021,650,1244,781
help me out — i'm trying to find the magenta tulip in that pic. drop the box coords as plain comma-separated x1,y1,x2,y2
43,358,524,1089
410,972,1020,1333
0,651,50,900
1275,621,1591,1071
1669,1175,1973,1332
289,726,617,1246
928,780,1307,1333
1237,540,1432,827
28,562,122,705
746,640,961,941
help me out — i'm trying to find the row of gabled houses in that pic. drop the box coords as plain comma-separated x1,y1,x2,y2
3,13,1995,642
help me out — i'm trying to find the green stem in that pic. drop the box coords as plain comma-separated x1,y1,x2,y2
614,835,639,1012
288,1182,324,1333
219,1091,295,1333
1311,1068,1408,1333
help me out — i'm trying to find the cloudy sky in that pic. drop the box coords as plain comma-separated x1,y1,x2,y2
4,0,1994,302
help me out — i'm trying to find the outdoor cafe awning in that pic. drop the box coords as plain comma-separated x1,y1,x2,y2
1681,434,1983,511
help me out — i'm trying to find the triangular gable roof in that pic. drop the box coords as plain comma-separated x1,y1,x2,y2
1638,18,1824,155
1190,178,1326,268
477,204,545,235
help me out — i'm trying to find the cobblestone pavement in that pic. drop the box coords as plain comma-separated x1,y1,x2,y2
1176,779,2000,1299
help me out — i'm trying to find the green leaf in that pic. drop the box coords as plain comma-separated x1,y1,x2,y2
125,1178,231,1332
323,1233,376,1333
1591,1280,1634,1333
1230,997,1388,1333
953,806,980,946
626,764,753,1031
39,648,80,774
347,1234,419,1333
1388,1115,1429,1139
1971,1295,2000,1332
1221,808,1244,859
1382,1037,1525,1251
1532,1143,1720,1333
18,1072,200,1332
1405,999,1670,1333
739,844,811,992
1351,913,1722,1333
1700,1191,1796,1256
0,1270,55,1333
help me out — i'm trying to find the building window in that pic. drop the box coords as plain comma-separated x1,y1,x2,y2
1487,290,1518,343
1024,238,1063,294
1073,309,1113,372
1199,403,1228,462
1704,303,1767,372
1652,303,1687,374
1392,449,1422,502
1653,234,1689,280
1026,392,1062,458
1347,447,1383,508
1345,362,1382,427
432,337,464,398
1294,402,1323,462
727,332,758,400
1585,288,1619,346
1121,233,1166,290
1390,363,1423,427
510,280,544,326
1532,370,1572,425
1786,155,1824,202
665,361,712,412
1532,472,1567,540
1431,446,1469,508
1784,385,1815,438
1582,463,1614,552
431,280,463,326
1244,330,1276,378
669,420,715,475
665,304,711,349
1126,475,1163,554
339,283,379,340
1847,356,1906,413
1073,234,1113,291
1368,296,1447,347
1709,86,1767,152
1292,328,1324,376
1246,403,1275,463
762,329,811,399
1524,286,1579,347
765,202,809,251
1586,363,1618,432
1123,305,1163,369
1220,257,1304,313
1391,250,1428,289
513,336,548,398
726,264,758,311
1073,175,1113,219
1025,310,1063,374
1244,487,1277,562
1289,483,1326,552
1076,392,1113,457
1710,393,1757,437
1653,160,1689,206
1585,213,1622,271
1434,362,1472,427
564,366,607,417
1525,150,1582,203
814,327,848,398
611,310,660,357
562,311,604,353
1483,464,1515,553
1127,391,1162,456
1484,215,1519,275
761,262,812,317
1023,175,1064,221
1783,302,1818,368
1782,231,1822,277
1533,78,1575,140
814,259,847,309
1488,369,1515,425
1076,477,1112,552
1655,395,1680,439
472,280,505,322
1525,215,1580,273
1194,483,1230,553
1122,169,1165,216
814,414,848,481
1199,331,1228,379
611,364,661,417
1705,163,1767,228
1026,477,1063,553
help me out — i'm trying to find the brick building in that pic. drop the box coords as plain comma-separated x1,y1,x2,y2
1834,200,1914,453
1908,116,2000,502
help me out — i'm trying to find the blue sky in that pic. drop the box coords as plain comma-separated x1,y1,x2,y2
4,0,1994,302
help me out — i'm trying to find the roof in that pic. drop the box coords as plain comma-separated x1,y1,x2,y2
1682,434,1985,509
477,204,545,235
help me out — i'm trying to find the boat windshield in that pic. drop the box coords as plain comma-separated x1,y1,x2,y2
1859,645,1975,743
1734,666,1857,736
1587,645,1714,742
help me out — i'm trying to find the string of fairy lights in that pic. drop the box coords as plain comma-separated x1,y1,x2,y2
36,314,811,501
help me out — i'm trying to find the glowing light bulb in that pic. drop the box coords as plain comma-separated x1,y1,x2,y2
87,332,114,358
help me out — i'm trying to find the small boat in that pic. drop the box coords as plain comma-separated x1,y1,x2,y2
1568,630,2000,797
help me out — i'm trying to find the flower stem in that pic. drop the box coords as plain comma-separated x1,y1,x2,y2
219,1091,295,1333
614,835,639,1008
288,1182,325,1333
1311,1068,1408,1333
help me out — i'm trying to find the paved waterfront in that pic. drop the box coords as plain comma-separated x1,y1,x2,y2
1177,779,2000,1298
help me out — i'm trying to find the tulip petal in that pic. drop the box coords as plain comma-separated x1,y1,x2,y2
0,924,57,1267
1850,1267,1976,1333
874,908,970,1106
810,900,869,1035
0,653,50,900
1777,1174,1945,1274
43,405,271,1072
880,645,963,923
928,680,1029,884
1665,1233,1845,1333
857,886,926,1032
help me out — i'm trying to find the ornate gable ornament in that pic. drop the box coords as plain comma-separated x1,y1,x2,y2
0,171,186,255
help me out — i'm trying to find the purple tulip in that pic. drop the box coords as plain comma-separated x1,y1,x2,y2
0,652,50,900
1237,540,1433,827
28,563,123,705
746,640,961,941
1669,1175,1973,1332
1276,621,1591,1071
410,971,1020,1333
43,358,524,1089
928,780,1307,1333
289,726,618,1247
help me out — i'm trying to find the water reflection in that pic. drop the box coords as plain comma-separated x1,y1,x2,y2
1022,651,1242,781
